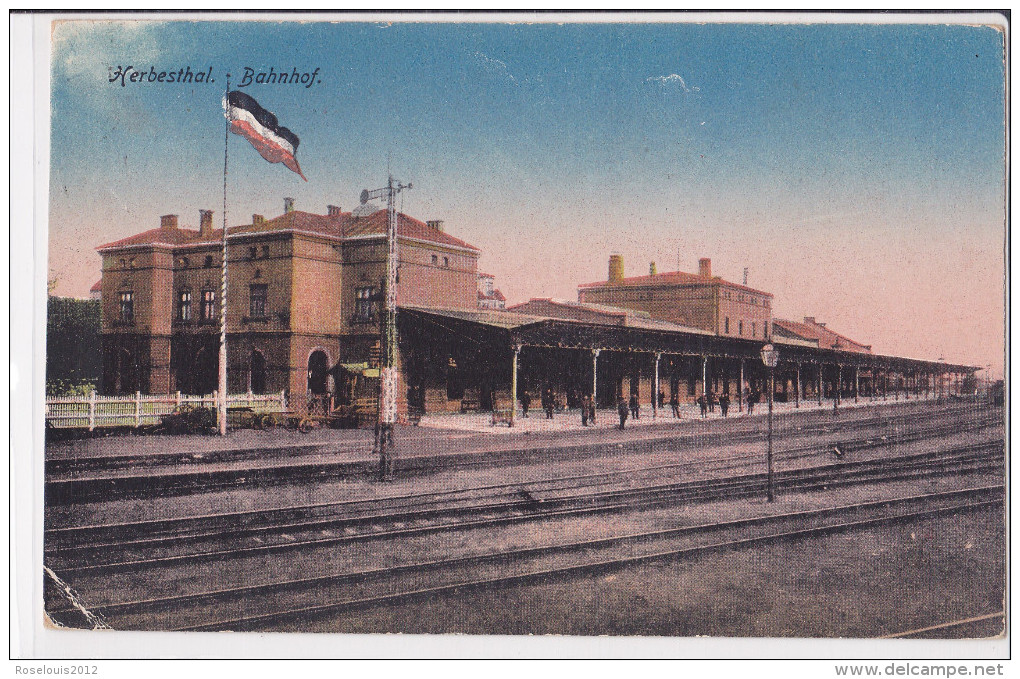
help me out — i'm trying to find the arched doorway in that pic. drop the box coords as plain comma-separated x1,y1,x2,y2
249,349,267,394
193,346,218,395
307,350,329,395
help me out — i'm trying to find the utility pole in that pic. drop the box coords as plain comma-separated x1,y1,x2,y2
761,344,779,502
361,176,412,481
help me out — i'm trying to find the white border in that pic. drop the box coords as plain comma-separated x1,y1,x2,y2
11,10,1011,666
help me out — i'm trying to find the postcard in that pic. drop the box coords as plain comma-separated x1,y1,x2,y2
13,10,1009,663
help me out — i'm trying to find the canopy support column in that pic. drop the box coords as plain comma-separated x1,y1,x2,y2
653,352,661,418
739,359,745,412
510,344,521,427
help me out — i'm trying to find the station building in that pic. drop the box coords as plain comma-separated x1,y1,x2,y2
96,205,976,418
96,199,479,405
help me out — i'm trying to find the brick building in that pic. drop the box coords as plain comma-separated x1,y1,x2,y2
578,255,774,341
477,272,506,310
96,199,480,405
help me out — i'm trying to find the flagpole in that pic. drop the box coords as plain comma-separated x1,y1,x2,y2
218,74,230,436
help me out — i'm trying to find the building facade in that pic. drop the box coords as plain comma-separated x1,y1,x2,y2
477,272,506,310
578,255,774,341
97,199,480,407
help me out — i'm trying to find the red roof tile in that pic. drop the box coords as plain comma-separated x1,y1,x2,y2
338,210,480,251
479,289,506,302
578,270,771,296
98,209,481,253
773,318,872,353
97,226,206,250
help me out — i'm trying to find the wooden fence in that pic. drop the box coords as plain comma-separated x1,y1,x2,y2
45,391,288,430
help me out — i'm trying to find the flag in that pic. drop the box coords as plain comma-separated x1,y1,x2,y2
224,91,307,181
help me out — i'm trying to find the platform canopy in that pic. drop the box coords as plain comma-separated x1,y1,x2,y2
398,306,976,374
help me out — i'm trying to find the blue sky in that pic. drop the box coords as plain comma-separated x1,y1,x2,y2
49,18,1006,373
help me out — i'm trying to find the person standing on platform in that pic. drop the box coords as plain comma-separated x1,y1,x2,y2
629,393,640,419
543,387,555,419
670,391,681,418
658,390,665,410
719,392,730,417
581,394,591,426
617,397,629,430
521,389,531,418
697,393,707,418
588,395,597,425
708,390,717,413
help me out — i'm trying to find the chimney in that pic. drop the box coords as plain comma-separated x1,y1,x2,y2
160,214,178,230
649,261,657,276
427,220,444,233
199,209,214,237
698,257,712,278
327,205,343,217
252,214,265,225
608,254,624,283
284,197,295,213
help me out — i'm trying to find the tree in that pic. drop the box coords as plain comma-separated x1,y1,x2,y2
46,296,102,396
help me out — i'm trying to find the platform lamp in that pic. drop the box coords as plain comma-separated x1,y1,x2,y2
760,343,779,502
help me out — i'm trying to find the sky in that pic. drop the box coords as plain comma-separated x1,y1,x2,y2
48,17,1007,375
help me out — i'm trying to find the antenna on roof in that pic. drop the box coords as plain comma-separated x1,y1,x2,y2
743,267,749,285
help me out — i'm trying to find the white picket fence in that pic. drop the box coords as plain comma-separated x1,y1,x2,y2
45,390,288,430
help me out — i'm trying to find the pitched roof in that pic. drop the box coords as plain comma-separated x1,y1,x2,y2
89,279,102,292
338,209,480,251
578,269,771,296
773,318,872,353
506,298,712,335
479,289,506,302
97,226,207,250
97,208,481,252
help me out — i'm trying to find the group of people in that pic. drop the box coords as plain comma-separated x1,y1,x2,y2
515,386,769,428
695,391,734,418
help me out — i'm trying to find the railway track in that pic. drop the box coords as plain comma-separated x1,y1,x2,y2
45,411,1002,567
44,403,1001,504
46,484,1004,632
45,434,1003,580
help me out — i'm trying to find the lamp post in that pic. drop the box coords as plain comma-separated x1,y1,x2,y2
761,343,779,502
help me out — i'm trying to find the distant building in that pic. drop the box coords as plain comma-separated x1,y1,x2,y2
578,255,774,340
772,317,872,354
89,280,102,302
96,199,480,404
477,272,506,310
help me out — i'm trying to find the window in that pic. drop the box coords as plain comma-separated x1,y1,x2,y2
118,291,134,323
129,258,136,268
204,255,213,268
724,317,730,334
355,287,377,321
443,257,449,267
249,284,268,319
248,246,258,260
119,258,127,269
178,289,192,321
262,245,270,258
431,254,438,265
178,257,189,268
201,290,215,321
738,321,743,336
751,322,756,338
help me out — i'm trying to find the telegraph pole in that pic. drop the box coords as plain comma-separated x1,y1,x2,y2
361,176,412,480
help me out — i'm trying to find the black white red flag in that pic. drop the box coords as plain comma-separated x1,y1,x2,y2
223,90,307,181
